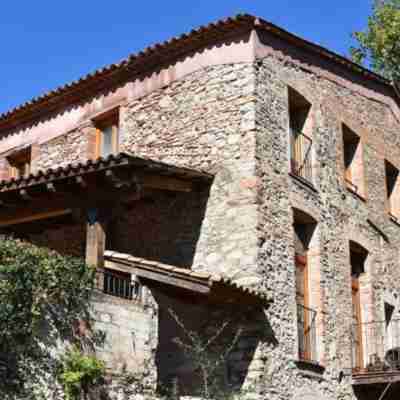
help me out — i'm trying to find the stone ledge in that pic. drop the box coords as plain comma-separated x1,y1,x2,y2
345,186,367,203
289,172,319,195
294,359,326,380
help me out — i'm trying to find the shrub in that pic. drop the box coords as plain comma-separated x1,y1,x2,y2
59,346,105,400
0,238,95,395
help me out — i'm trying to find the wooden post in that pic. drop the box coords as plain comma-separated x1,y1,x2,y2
86,208,107,289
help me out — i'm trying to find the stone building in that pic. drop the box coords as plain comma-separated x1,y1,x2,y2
0,13,400,400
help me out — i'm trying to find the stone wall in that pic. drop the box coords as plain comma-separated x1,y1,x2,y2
92,289,157,381
253,31,400,400
120,63,259,284
110,189,209,268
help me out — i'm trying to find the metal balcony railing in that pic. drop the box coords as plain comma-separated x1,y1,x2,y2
102,269,141,301
351,319,400,374
290,130,313,183
297,304,318,363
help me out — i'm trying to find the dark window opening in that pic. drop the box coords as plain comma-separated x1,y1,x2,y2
350,241,367,371
385,160,399,220
343,125,364,196
8,148,31,179
350,241,367,278
385,303,395,329
289,88,313,183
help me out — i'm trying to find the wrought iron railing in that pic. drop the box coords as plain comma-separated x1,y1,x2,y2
290,130,313,183
351,319,400,373
297,304,318,362
102,269,141,300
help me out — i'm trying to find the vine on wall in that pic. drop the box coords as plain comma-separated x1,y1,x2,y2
0,238,98,398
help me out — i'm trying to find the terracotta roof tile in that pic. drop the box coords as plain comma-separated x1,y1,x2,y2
104,250,269,304
0,152,212,193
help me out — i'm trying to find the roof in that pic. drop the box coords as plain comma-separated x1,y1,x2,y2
0,153,212,228
0,152,212,193
104,250,269,306
0,14,394,133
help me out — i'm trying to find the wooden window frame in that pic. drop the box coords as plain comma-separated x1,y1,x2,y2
8,148,31,179
94,112,119,159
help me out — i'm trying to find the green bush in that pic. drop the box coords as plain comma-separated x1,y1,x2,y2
59,346,105,400
0,238,96,395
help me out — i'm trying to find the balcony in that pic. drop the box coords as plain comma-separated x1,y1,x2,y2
290,130,313,184
297,304,318,363
100,268,141,301
351,319,400,385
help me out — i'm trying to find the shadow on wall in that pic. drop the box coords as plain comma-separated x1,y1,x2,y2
3,213,87,258
354,382,400,400
153,289,277,397
110,186,211,268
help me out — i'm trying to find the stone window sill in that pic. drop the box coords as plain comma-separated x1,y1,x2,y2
289,172,318,194
389,213,400,227
345,186,367,203
295,359,325,377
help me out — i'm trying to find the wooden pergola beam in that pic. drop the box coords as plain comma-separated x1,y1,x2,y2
86,208,107,271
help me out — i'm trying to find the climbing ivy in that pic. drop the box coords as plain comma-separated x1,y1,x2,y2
0,238,96,396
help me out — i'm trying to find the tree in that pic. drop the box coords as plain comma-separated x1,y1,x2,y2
351,0,400,81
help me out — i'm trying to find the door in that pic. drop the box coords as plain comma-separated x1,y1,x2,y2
296,254,311,361
352,276,363,371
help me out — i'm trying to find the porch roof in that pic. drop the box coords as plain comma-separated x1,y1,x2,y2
0,153,212,228
104,250,270,307
0,152,212,193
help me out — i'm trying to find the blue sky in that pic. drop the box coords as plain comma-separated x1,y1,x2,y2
0,0,373,115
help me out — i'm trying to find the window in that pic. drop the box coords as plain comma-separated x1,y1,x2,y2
385,160,400,221
288,88,313,183
350,241,367,371
384,302,400,359
103,268,141,300
343,125,365,197
8,148,31,179
293,209,317,362
95,112,119,158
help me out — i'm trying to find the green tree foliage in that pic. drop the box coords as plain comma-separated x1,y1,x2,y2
0,238,95,395
351,0,400,80
59,346,105,400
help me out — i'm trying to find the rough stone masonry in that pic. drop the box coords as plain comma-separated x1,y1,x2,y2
0,14,399,400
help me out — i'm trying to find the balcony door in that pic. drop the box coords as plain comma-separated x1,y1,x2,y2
350,241,367,372
296,254,312,361
351,275,363,371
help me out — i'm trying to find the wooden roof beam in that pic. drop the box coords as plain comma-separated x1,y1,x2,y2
0,209,72,228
